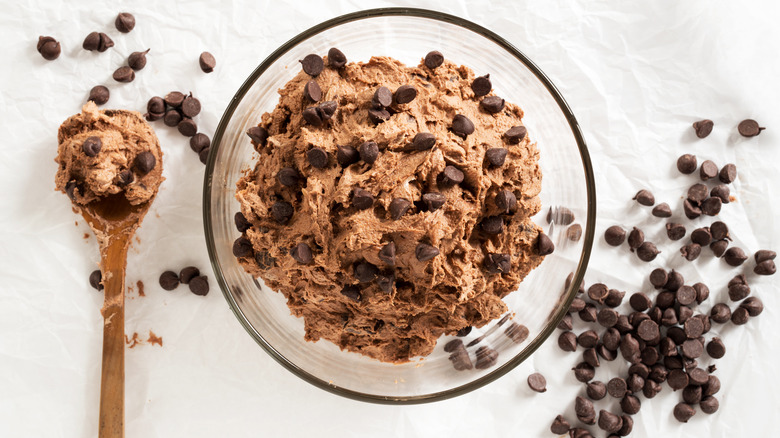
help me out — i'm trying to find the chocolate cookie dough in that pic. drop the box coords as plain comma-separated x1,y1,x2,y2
55,102,164,206
235,52,545,363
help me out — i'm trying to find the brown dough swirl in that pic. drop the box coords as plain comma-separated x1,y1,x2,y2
235,55,544,363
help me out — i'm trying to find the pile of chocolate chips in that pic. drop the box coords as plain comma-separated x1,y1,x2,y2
546,119,773,437
158,266,209,296
144,92,211,164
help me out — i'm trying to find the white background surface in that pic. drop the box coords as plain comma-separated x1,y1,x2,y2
1,1,778,437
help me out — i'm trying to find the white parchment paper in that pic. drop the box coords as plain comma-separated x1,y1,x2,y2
1,1,778,437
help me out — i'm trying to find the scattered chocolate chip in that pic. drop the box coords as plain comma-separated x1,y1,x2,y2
303,107,323,126
550,415,570,435
423,50,444,69
598,410,623,434
415,243,439,262
699,396,719,415
377,241,396,266
687,183,708,203
351,188,374,210
677,154,697,174
673,402,696,423
82,32,100,51
133,151,156,175
637,320,660,342
731,306,749,325
187,275,209,296
198,147,209,165
575,396,596,425
306,147,328,169
471,75,491,97
724,247,747,266
300,54,324,76
495,190,516,213
372,87,393,108
327,48,347,69
637,241,660,262
37,36,61,60
755,249,776,263
271,201,294,224
113,66,135,83
275,167,300,187
649,268,668,289
299,80,322,103
558,331,577,352
755,260,777,275
738,119,764,137
652,203,672,218
628,227,644,252
633,190,655,206
583,347,600,368
621,394,641,416
410,132,436,151
683,199,702,220
558,314,573,331
537,232,555,256
232,236,253,258
718,163,737,184
605,226,626,246
680,243,701,261
385,198,411,220
89,270,103,291
692,119,713,138
501,126,528,146
159,271,180,291
708,185,730,205
422,192,446,211
438,165,464,187
87,85,110,106
629,293,652,312
480,96,505,114
480,216,504,235
683,385,703,405
163,91,184,108
189,133,210,154
127,49,149,71
700,160,718,181
485,148,508,167
579,305,598,324
527,373,547,393
474,346,499,369
690,227,712,246
705,337,725,359
177,118,197,137
587,283,608,303
356,141,378,164
117,170,134,186
181,95,201,118
586,381,607,400
394,84,417,104
178,266,200,285
290,243,313,265
163,110,182,127
709,240,728,257
665,222,686,241
693,282,710,304
82,136,102,157
340,285,361,302
701,197,722,216
451,114,475,138
376,274,394,293
114,12,135,33
199,51,216,73
607,378,628,399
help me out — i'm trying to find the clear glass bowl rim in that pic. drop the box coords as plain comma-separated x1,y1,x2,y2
203,7,597,405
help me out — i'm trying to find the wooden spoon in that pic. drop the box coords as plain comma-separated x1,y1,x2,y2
80,193,154,438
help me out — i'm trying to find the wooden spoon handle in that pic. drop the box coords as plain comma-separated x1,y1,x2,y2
98,234,131,438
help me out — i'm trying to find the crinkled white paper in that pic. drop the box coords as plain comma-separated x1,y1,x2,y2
1,1,779,437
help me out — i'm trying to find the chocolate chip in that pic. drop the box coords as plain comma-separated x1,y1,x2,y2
113,66,135,83
199,51,216,73
627,227,644,252
709,303,731,325
305,147,328,169
648,268,667,289
575,396,596,425
738,119,764,137
410,132,436,151
187,277,210,298
82,32,100,51
683,385,703,405
480,216,504,235
289,242,313,265
537,232,555,256
724,247,747,266
271,201,294,224
303,107,323,126
178,266,200,285
583,347,600,368
731,306,750,325
700,160,718,181
87,85,109,105
378,242,396,266
331,147,357,168
621,395,641,415
558,314,573,331
692,119,713,138
301,80,322,103
633,190,654,206
196,146,208,165
254,251,276,270
117,170,134,186
474,346,499,369
449,114,476,138
132,151,155,175
652,203,672,218
415,243,439,262
680,243,701,261
605,226,626,246
127,49,149,71
159,271,180,291
376,274,394,293
180,96,201,118
177,118,197,137
755,260,777,275
698,396,719,415
550,415,570,434
113,12,135,32
353,261,378,283
327,48,347,68
358,141,379,164
681,338,704,359
388,198,411,220
707,240,727,258
317,100,337,120
351,188,374,210
163,110,182,127
716,164,738,185
558,331,577,352
677,154,698,174
620,333,641,363
598,410,623,434
567,224,583,242
663,223,685,242
637,320,660,342
740,296,764,316
703,375,721,396
569,297,586,314
587,283,608,303
424,50,444,69
162,91,184,108
300,54,323,76
189,133,210,154
701,197,722,216
636,242,659,262
470,75,492,97
586,381,607,400
232,236,253,258
394,85,417,104
579,305,598,324
755,249,777,263
483,148,508,167
340,285,361,302
422,192,446,211
495,190,516,213
480,96,505,114
368,108,391,124
677,285,697,306
438,165,464,187
629,293,652,312
503,126,527,144
372,86,393,107
82,136,102,157
89,270,103,291
597,308,619,328
703,337,726,359
689,227,711,246
683,199,701,220
673,403,696,423
527,373,547,393
573,362,595,382
606,378,628,399
602,328,621,351
37,36,61,60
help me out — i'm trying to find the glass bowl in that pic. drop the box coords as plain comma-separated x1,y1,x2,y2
204,7,595,404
